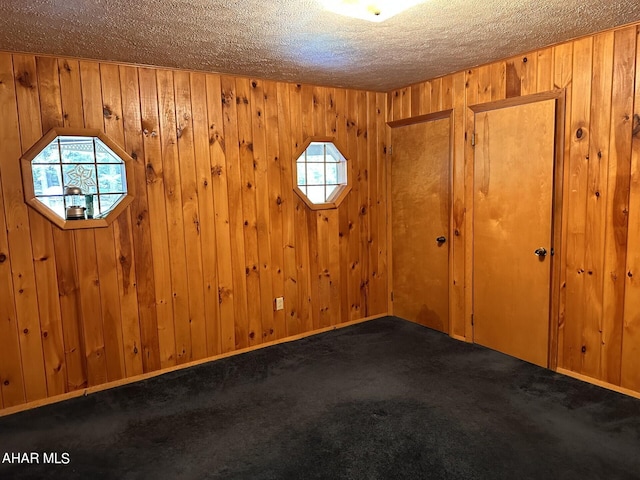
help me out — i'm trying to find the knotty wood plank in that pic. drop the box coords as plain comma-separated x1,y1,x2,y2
477,65,492,103
173,70,207,361
421,81,432,116
236,77,263,346
521,53,538,95
374,92,389,316
56,58,88,390
411,84,422,117
289,83,313,332
553,41,574,366
390,89,401,122
357,90,369,318
26,56,67,397
82,61,126,383
490,62,506,101
138,68,176,368
276,82,299,335
250,79,276,341
206,74,236,352
100,63,144,378
401,86,411,119
536,48,554,93
366,91,379,320
621,26,640,391
263,79,286,339
581,31,614,379
190,72,221,356
335,88,351,324
562,37,593,374
346,89,362,320
430,78,442,112
441,75,454,110
2,54,48,401
119,65,160,372
76,61,109,387
156,69,191,364
451,72,466,338
220,75,250,349
0,104,25,405
601,27,636,385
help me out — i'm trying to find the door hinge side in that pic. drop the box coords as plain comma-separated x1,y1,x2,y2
471,133,476,147
471,313,474,326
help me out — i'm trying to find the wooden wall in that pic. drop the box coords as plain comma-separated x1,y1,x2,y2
0,53,388,411
387,23,640,394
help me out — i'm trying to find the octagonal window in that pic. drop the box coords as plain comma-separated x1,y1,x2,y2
21,128,134,229
293,137,351,210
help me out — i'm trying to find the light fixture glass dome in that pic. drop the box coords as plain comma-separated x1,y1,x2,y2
320,0,426,22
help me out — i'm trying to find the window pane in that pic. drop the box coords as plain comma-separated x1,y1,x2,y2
307,163,325,185
63,163,98,194
325,143,342,163
337,162,347,184
94,138,123,164
297,163,307,186
296,153,306,163
32,139,61,164
32,164,63,195
97,193,125,217
307,186,326,204
326,184,338,200
326,163,338,184
97,163,126,192
307,143,324,157
60,137,95,163
36,196,65,219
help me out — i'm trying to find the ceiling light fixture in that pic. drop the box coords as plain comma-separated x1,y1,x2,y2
320,0,427,23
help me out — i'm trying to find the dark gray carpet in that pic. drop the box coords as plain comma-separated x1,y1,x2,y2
0,316,639,479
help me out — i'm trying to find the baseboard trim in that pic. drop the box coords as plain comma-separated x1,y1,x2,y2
556,368,640,400
0,313,388,417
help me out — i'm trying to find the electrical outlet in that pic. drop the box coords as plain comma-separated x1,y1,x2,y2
275,297,284,311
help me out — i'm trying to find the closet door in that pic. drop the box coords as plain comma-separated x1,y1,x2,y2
391,117,451,332
472,98,557,367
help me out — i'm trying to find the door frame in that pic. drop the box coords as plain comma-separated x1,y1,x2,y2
466,90,566,369
387,109,454,333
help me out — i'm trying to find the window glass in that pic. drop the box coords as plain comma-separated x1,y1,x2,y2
295,141,347,205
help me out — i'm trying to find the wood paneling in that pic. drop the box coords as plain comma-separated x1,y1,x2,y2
0,55,388,412
387,23,640,394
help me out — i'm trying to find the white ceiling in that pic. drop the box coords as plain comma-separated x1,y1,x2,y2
1,0,639,91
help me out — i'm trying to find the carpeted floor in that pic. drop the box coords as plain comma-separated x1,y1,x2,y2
0,316,639,479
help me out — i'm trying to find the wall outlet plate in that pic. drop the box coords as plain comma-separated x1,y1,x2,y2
275,297,284,311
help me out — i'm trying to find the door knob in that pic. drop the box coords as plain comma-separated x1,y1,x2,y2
436,236,446,244
534,247,547,257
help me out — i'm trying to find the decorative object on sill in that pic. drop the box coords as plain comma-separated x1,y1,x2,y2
64,186,86,220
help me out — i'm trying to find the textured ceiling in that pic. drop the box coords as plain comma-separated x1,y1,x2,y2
1,0,640,91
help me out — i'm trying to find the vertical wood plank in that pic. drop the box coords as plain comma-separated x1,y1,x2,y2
138,68,176,368
263,80,286,339
601,27,636,385
101,64,144,378
85,62,126,383
207,74,236,352
276,81,299,335
56,58,88,390
621,25,640,391
236,77,263,345
190,72,221,356
220,75,250,349
250,78,276,341
174,70,208,361
119,65,161,373
562,37,593,374
6,54,48,401
156,69,191,364
28,56,67,397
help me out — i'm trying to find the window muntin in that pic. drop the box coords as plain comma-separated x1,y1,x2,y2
296,141,347,204
31,136,128,220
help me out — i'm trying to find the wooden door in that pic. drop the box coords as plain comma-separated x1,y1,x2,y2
391,117,450,332
473,99,556,367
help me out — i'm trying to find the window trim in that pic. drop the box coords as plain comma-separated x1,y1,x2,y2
292,136,352,210
21,127,135,230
